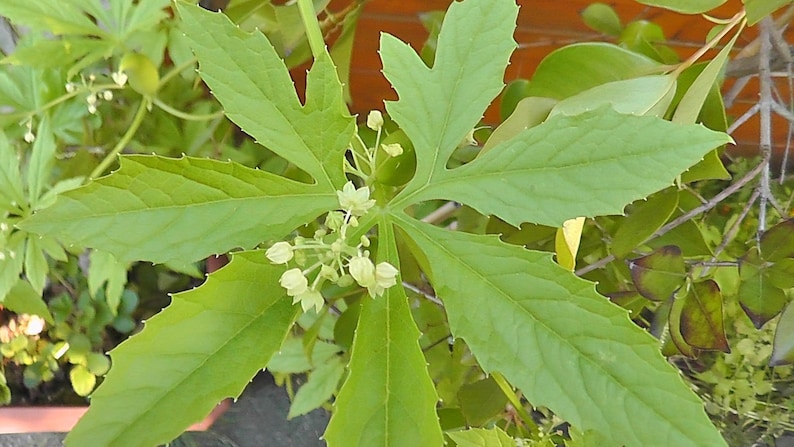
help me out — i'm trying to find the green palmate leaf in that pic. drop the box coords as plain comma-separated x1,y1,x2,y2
381,0,518,195
404,108,731,227
446,427,515,447
287,355,344,419
744,0,793,25
527,43,660,100
20,155,335,264
179,4,354,189
324,219,443,447
549,75,677,118
611,189,679,259
634,0,727,14
771,300,794,366
629,245,687,301
65,251,300,447
680,280,729,352
397,217,725,447
0,0,101,35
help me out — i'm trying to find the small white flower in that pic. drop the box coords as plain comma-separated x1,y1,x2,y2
372,262,399,296
65,83,76,93
266,241,293,264
112,71,128,87
86,93,97,106
102,90,113,101
23,130,35,143
360,235,370,248
381,143,403,157
348,255,376,289
366,110,384,131
337,182,376,216
293,288,324,313
279,268,308,296
23,315,45,336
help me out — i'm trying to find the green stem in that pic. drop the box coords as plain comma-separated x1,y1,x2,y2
89,98,149,180
297,0,326,58
152,97,224,121
491,372,539,437
157,56,198,88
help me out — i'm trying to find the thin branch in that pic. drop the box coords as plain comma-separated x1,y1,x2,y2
724,75,752,108
759,18,775,232
575,161,765,276
700,188,760,278
421,201,460,224
402,281,444,307
727,103,759,134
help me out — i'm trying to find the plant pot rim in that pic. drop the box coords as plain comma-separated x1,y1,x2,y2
0,398,231,434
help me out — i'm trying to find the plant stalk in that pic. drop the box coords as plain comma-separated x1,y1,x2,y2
297,0,326,59
89,98,149,179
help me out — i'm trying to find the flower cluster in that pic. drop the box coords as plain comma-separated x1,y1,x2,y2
266,182,399,313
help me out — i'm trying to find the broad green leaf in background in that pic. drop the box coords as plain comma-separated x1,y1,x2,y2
402,108,731,227
611,189,679,259
581,3,623,36
324,220,443,447
267,336,341,374
0,132,25,209
27,116,56,210
0,1,101,36
397,218,726,446
744,0,793,25
527,43,660,100
672,30,740,124
0,232,25,302
549,75,676,118
634,0,727,14
680,280,729,352
4,279,54,324
771,301,794,365
287,356,345,419
23,236,48,294
88,250,128,314
381,0,518,196
738,251,788,328
759,219,794,261
629,245,687,301
20,155,336,264
668,294,698,357
482,96,557,157
65,251,300,447
457,377,509,426
446,427,515,447
179,4,355,189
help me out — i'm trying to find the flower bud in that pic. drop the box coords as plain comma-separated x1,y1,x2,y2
366,110,384,131
266,241,293,264
381,143,403,157
279,268,308,296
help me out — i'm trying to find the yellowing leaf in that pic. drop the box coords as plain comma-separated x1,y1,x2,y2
555,216,585,271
